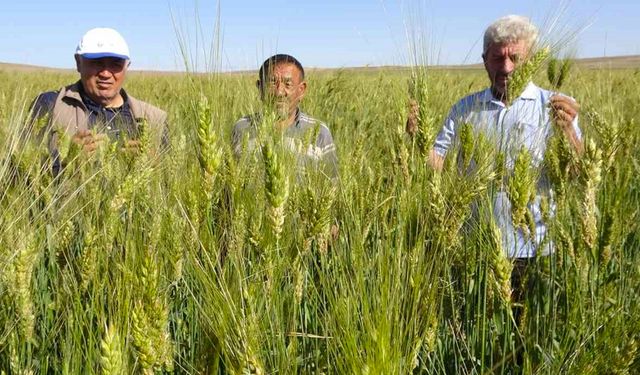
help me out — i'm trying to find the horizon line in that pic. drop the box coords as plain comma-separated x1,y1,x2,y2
1,54,639,74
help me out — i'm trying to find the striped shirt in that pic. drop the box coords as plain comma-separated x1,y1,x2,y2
232,109,338,178
434,82,582,258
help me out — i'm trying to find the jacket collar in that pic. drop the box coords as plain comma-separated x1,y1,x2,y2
62,81,85,107
63,81,130,110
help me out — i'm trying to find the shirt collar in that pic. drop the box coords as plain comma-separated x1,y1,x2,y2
518,82,539,100
81,83,129,111
252,107,302,129
291,107,302,128
479,81,539,104
478,88,496,104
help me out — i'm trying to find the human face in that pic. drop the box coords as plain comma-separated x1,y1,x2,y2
258,63,307,120
483,40,529,99
75,55,129,107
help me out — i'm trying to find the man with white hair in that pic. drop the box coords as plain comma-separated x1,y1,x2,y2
427,15,583,260
29,28,168,175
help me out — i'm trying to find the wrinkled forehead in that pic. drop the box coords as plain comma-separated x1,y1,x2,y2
485,39,530,56
264,62,303,80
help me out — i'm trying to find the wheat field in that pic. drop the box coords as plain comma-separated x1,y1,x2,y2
0,59,639,374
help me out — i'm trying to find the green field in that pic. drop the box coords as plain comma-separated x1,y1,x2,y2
1,62,640,374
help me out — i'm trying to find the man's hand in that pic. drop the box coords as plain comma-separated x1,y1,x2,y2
550,95,579,130
71,129,108,154
549,95,584,154
123,139,142,155
406,99,419,137
330,223,340,243
428,149,444,172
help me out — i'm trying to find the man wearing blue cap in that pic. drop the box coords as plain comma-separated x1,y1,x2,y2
29,28,168,174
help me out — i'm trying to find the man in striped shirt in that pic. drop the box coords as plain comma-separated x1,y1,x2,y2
232,54,338,179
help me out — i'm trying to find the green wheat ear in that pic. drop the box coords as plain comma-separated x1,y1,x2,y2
547,56,573,89
547,57,558,87
262,142,289,240
408,69,435,158
558,58,573,89
136,117,151,154
100,323,125,375
459,122,474,171
488,220,513,308
508,47,550,105
507,147,537,238
196,95,222,177
580,139,602,253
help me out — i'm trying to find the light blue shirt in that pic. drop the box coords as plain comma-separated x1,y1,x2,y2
434,82,581,258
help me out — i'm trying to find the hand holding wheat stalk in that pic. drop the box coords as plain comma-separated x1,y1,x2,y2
549,95,584,154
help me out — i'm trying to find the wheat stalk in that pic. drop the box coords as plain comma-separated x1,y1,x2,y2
507,147,537,239
262,142,289,240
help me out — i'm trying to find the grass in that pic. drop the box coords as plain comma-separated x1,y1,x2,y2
0,63,639,374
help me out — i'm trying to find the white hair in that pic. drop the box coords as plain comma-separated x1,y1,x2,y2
483,15,539,54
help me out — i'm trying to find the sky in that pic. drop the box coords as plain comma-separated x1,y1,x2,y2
1,1,638,72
